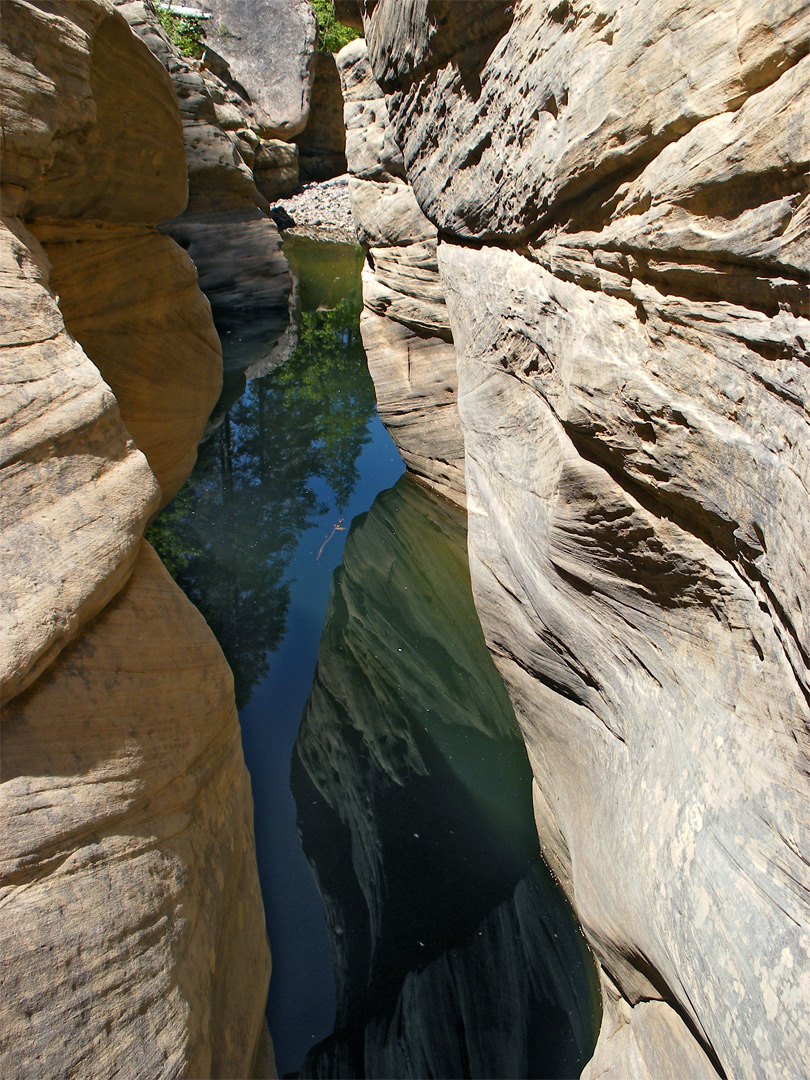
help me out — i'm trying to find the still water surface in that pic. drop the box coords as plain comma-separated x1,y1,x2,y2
149,236,599,1078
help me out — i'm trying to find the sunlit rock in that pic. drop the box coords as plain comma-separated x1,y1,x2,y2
337,37,465,506
1,543,269,1080
353,1,810,1075
196,0,317,139
0,216,158,704
1,3,269,1074
114,0,295,388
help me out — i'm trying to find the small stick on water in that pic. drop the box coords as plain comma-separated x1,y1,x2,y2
317,518,345,561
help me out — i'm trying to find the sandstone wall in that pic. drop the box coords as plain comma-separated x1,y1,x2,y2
337,37,465,506
347,1,810,1077
113,0,295,384
296,49,347,183
1,2,270,1075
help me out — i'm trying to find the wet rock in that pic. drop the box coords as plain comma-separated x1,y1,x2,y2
294,475,599,1078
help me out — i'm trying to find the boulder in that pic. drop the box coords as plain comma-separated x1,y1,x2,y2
254,139,300,200
199,0,317,138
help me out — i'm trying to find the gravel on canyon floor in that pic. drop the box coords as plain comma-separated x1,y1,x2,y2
270,174,357,243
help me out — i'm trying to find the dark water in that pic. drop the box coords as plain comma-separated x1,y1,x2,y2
149,236,599,1077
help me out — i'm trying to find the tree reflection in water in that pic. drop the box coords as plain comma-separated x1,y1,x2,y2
148,240,376,706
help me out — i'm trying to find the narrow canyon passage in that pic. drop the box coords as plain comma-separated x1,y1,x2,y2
149,236,600,1078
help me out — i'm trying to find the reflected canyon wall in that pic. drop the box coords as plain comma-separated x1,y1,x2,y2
293,475,599,1078
338,2,810,1078
1,2,271,1076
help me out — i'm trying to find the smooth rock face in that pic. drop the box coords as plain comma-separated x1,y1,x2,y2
296,50,348,183
0,216,158,705
5,0,187,225
1,542,270,1080
114,0,295,387
337,38,465,506
357,1,810,1077
198,0,317,138
33,223,222,506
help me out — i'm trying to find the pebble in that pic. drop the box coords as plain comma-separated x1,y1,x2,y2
270,174,357,243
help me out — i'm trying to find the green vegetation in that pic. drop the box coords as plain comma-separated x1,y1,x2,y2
311,0,360,53
154,4,207,58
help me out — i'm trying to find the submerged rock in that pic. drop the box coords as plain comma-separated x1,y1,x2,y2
347,1,810,1076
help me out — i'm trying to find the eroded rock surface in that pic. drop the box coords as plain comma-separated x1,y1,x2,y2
296,50,347,183
1,3,269,1075
337,36,465,506
351,1,810,1076
114,0,295,384
1,542,269,1080
0,216,158,705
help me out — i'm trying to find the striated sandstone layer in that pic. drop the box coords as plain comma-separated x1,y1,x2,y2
114,0,295,385
1,2,270,1076
351,1,810,1077
337,37,465,506
1,542,269,1079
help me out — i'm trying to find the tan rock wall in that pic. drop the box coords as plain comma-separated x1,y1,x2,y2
337,37,466,507
1,3,270,1075
1,542,269,1080
0,216,159,704
354,1,810,1076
